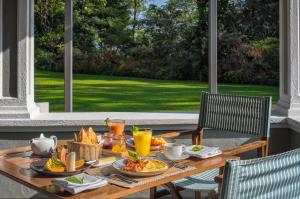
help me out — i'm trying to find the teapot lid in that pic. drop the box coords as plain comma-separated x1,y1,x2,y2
33,133,50,140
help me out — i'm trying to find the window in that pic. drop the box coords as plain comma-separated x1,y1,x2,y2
34,0,279,112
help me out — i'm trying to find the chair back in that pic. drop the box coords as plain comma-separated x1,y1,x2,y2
220,148,300,199
198,92,272,137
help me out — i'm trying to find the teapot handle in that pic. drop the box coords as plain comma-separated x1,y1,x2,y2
50,136,58,149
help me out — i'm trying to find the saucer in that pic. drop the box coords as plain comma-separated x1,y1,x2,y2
161,152,190,161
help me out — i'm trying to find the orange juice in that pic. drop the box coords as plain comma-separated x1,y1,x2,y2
107,120,125,136
133,129,152,156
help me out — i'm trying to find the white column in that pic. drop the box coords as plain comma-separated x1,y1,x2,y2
208,0,217,94
276,0,300,116
0,0,39,119
64,0,73,112
0,0,2,98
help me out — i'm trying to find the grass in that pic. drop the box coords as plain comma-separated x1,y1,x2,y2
35,70,279,112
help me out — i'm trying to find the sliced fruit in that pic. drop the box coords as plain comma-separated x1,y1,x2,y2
60,147,67,166
48,167,65,172
75,159,85,169
151,137,166,146
43,155,64,171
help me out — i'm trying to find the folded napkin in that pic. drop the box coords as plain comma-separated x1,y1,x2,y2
52,173,108,195
184,145,222,159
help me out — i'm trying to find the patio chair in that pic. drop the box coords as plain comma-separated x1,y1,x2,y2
219,148,300,199
152,92,272,199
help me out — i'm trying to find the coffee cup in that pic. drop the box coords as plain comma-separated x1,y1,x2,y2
163,143,185,159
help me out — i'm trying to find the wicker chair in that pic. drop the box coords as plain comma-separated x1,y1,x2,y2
151,92,272,199
219,148,300,199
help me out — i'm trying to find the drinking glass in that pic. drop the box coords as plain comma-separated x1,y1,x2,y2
133,128,152,156
107,119,125,136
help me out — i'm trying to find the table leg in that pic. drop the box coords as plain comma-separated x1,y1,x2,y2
150,187,157,199
164,183,183,199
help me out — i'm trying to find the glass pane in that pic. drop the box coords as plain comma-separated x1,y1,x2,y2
34,0,279,112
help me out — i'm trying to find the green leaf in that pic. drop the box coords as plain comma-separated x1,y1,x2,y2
191,145,204,152
104,118,111,126
132,126,139,132
65,176,84,184
52,156,63,167
128,150,139,161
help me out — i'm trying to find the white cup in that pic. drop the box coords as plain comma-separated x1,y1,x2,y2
163,143,185,159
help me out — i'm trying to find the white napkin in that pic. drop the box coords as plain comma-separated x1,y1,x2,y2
52,173,108,195
184,145,222,159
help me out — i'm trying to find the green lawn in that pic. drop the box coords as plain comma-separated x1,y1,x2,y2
35,70,279,112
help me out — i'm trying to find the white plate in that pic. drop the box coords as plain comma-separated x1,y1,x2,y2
112,159,170,177
159,152,190,161
57,173,104,187
184,145,222,159
126,138,175,151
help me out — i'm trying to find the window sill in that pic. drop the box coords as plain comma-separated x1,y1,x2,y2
0,112,288,132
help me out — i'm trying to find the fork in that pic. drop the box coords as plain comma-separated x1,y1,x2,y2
102,170,138,184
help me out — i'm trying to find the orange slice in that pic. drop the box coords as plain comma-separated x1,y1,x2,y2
75,159,85,169
49,167,65,172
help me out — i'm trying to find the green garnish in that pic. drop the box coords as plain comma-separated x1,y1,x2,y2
128,150,139,161
132,126,139,132
65,176,84,184
104,118,111,126
191,145,204,152
52,156,64,167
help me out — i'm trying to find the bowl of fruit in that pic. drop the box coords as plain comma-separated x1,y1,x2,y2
126,136,175,151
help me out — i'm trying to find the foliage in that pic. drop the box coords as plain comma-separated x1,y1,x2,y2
34,0,279,85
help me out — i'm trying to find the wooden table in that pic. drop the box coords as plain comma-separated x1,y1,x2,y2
0,146,239,199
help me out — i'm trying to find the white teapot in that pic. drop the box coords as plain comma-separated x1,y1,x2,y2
30,133,57,155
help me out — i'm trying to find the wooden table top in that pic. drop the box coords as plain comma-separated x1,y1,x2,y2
0,146,239,199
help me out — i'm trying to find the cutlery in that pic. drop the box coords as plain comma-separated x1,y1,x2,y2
112,174,139,183
102,170,138,184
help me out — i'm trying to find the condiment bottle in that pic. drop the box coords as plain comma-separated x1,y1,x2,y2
103,132,113,149
112,134,126,153
66,152,76,172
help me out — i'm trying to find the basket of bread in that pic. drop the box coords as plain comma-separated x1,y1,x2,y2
68,127,102,161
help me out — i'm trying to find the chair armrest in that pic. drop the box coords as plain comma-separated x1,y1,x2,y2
214,175,223,184
222,140,267,156
160,130,198,139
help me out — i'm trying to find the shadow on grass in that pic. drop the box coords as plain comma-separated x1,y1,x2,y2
34,70,279,112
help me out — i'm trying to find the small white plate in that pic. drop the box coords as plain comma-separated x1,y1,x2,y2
184,145,222,159
59,173,104,187
160,152,190,161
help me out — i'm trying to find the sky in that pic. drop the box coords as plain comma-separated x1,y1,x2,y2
146,0,166,7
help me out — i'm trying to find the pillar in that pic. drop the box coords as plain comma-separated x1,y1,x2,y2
276,0,300,116
0,0,39,119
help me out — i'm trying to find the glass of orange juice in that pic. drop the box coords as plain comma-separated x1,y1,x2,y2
133,128,152,156
107,119,125,136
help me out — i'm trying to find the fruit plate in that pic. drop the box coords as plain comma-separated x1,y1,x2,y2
30,159,90,177
112,158,172,177
126,138,175,151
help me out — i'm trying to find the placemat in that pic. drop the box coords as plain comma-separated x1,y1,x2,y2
86,164,196,188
